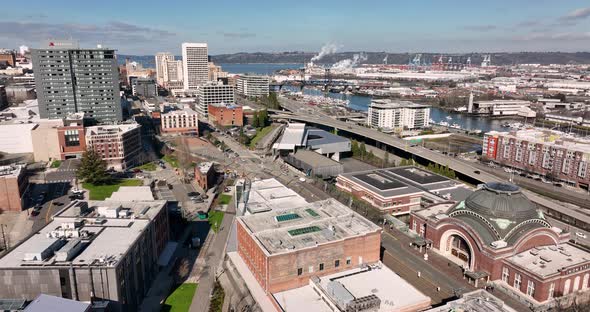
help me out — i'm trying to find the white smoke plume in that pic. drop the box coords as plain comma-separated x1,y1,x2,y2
383,54,388,64
331,52,367,70
311,43,340,62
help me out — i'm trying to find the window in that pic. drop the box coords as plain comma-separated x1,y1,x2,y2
346,257,352,265
527,280,535,297
514,273,522,290
64,130,80,147
308,265,313,273
297,268,303,276
319,263,324,271
502,267,509,283
548,283,555,299
335,260,340,268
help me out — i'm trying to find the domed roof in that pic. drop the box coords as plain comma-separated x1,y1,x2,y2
464,182,539,221
448,182,551,245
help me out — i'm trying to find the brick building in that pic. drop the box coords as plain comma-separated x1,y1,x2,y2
483,129,590,189
85,123,141,171
0,165,28,212
409,182,590,308
0,50,16,68
194,162,215,190
160,107,199,135
336,168,424,215
57,113,86,160
207,102,243,127
236,199,381,294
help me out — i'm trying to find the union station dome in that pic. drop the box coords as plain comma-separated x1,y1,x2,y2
448,182,551,245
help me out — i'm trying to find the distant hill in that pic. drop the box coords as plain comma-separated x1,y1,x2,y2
119,52,590,68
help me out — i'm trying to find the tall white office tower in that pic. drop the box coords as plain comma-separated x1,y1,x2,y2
155,52,174,85
182,43,208,90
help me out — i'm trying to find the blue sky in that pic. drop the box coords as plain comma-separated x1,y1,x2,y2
1,0,589,54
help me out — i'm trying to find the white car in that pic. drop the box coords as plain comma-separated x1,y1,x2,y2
576,232,587,239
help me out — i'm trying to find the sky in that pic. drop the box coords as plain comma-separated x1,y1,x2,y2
1,0,589,55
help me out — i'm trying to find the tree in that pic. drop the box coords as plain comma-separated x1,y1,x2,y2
351,140,359,157
258,109,269,127
359,143,367,160
251,111,260,128
77,149,111,185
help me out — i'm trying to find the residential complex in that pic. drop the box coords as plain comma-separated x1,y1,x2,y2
236,75,270,97
207,102,243,127
182,43,208,90
483,129,590,189
85,123,142,171
196,82,235,117
0,199,169,312
409,182,590,308
160,107,199,135
367,99,430,130
31,40,122,122
0,164,28,212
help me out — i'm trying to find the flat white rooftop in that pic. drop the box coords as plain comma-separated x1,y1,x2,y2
239,199,380,255
274,264,431,312
238,178,308,214
106,186,154,202
506,244,590,278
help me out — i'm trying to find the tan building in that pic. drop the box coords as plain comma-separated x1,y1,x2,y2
208,62,228,82
31,120,62,162
0,165,28,212
160,107,199,135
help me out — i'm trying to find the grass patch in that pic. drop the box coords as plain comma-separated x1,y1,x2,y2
249,126,274,148
161,283,198,312
218,194,232,205
50,160,62,168
137,162,157,171
82,179,143,200
208,211,225,233
209,282,225,312
162,155,179,168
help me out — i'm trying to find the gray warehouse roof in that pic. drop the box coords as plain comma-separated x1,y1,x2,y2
24,294,90,312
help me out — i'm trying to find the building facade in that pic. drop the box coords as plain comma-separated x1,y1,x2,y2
32,40,122,122
207,103,243,127
155,52,174,85
367,99,430,130
0,85,7,110
409,183,590,307
196,83,234,117
194,162,215,190
0,199,170,312
182,43,208,90
85,123,142,171
483,129,590,189
166,60,183,85
208,62,228,82
236,75,270,97
160,108,199,135
131,78,158,98
236,199,381,294
0,165,28,212
57,114,86,160
0,49,16,68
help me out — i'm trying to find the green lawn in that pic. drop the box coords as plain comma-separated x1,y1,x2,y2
208,211,225,233
83,179,143,200
162,155,179,168
218,194,232,205
50,160,62,168
137,162,157,171
249,126,274,148
161,283,198,312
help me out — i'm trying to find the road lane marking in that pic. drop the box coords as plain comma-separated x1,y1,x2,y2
45,201,54,222
382,230,398,240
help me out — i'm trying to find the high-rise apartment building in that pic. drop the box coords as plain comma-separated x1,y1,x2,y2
182,43,208,90
32,40,122,122
236,75,270,97
196,82,235,117
367,99,430,130
155,52,174,85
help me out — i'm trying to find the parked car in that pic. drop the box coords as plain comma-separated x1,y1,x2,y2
576,232,587,239
473,170,481,174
